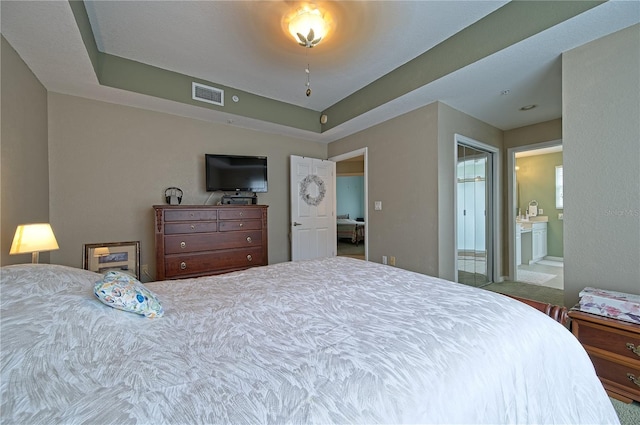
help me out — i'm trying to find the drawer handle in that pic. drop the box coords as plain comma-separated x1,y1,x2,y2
240,212,243,217
627,373,640,388
239,223,243,227
626,342,640,357
246,236,252,243
190,213,194,217
190,225,195,230
180,241,186,249
180,262,187,270
246,254,252,262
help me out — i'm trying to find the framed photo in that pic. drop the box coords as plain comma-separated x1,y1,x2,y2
83,241,140,280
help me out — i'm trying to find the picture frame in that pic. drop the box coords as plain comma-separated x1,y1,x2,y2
83,241,141,280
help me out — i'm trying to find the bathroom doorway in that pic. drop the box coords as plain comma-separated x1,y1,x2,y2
508,142,564,290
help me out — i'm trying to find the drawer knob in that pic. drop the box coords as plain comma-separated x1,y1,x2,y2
180,262,187,270
626,342,640,357
190,225,195,230
627,373,640,388
180,241,186,249
246,236,252,243
240,212,243,217
247,254,252,262
239,223,243,227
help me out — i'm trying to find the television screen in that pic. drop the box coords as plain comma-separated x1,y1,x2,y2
205,154,268,192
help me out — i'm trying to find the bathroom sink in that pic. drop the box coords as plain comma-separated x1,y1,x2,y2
529,216,548,222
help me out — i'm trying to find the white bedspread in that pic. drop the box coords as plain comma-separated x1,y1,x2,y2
1,258,618,424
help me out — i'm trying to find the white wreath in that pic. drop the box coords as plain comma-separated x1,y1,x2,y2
300,174,326,206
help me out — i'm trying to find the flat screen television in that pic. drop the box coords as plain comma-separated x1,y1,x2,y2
205,154,268,192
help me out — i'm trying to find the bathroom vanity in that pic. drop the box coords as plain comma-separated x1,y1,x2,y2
516,217,548,265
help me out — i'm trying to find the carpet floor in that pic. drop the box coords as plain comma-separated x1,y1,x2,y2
337,240,365,260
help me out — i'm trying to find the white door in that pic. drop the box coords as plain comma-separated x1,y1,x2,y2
290,155,336,261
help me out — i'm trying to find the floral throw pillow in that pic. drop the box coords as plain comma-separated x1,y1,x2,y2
94,271,164,318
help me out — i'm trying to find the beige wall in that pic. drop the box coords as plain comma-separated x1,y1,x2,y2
563,24,640,305
328,101,502,279
504,119,562,149
47,93,326,280
1,36,51,265
436,103,503,281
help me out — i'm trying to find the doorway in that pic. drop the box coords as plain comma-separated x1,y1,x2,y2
508,142,564,290
456,142,493,287
329,148,368,261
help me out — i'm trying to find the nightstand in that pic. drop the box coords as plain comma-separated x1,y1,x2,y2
569,309,640,403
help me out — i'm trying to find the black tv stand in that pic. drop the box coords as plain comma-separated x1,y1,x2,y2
221,193,258,205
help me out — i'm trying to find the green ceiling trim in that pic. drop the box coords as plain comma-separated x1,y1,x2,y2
69,0,604,135
68,0,99,76
98,54,321,132
69,1,321,133
321,0,605,131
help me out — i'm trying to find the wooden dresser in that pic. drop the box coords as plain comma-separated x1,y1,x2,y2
154,205,268,280
569,309,640,403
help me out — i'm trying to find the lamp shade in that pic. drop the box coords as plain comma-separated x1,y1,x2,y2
10,223,60,256
93,247,110,257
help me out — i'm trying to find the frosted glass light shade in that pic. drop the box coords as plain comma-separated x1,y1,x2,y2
288,8,328,47
10,223,59,263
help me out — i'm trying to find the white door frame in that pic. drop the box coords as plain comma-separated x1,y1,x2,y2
507,139,562,281
454,134,500,284
329,147,369,261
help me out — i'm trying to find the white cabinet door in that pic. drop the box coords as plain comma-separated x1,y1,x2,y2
531,223,547,262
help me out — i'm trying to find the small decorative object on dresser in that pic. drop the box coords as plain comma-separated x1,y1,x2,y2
154,205,268,280
569,308,640,403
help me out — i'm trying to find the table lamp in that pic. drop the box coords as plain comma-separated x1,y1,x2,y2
9,223,60,263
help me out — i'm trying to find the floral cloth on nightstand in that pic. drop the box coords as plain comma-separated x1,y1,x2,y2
579,287,640,324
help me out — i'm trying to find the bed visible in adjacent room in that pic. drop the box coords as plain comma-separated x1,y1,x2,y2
337,216,365,245
0,257,619,424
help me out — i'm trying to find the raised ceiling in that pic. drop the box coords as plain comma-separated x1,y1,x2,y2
2,1,638,143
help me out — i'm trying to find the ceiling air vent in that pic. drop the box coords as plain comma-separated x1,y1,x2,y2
192,82,224,106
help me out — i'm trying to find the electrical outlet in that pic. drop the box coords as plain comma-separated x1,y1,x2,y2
390,256,396,266
558,212,563,220
539,208,544,215
382,255,388,265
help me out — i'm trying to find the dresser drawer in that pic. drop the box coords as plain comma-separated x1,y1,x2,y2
164,231,263,254
165,247,265,277
219,220,262,232
589,352,640,397
164,209,218,222
575,320,640,363
164,222,217,235
219,209,262,220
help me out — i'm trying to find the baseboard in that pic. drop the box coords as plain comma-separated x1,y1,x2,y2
544,256,564,262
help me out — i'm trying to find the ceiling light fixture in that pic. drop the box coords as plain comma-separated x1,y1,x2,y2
286,6,331,97
288,7,328,48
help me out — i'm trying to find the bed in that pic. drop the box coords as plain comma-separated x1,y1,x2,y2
337,218,365,245
1,257,619,424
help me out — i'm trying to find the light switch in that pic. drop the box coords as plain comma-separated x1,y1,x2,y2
374,201,382,211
